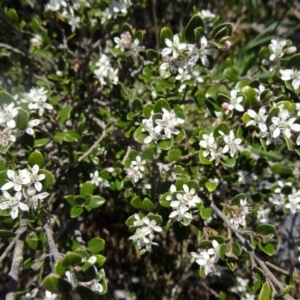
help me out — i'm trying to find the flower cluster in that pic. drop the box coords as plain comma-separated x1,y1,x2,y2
129,214,162,252
142,108,184,144
280,68,300,90
199,130,242,165
0,165,49,218
286,188,300,214
191,240,220,276
45,0,85,32
98,0,132,24
21,87,53,117
166,184,201,222
93,54,119,87
159,33,219,81
229,198,251,229
114,31,145,61
244,101,300,146
125,155,146,183
90,170,110,189
0,103,19,147
262,39,296,71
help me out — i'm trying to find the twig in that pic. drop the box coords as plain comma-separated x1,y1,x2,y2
42,214,63,271
265,261,290,276
6,219,28,300
0,43,25,56
207,198,295,300
0,237,17,265
78,130,107,162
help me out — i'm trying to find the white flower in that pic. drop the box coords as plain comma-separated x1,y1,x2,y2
209,147,228,166
45,0,67,11
125,167,143,183
199,133,217,157
130,156,146,172
89,170,109,188
228,90,244,112
1,169,31,192
191,240,220,276
26,191,49,210
25,119,41,136
44,290,61,300
246,106,268,132
23,87,53,116
187,36,218,68
256,206,270,223
271,109,300,138
263,40,296,71
169,204,192,221
30,34,43,48
162,34,187,59
286,189,300,214
112,0,132,15
114,31,132,51
0,191,29,219
125,38,145,59
30,164,46,192
181,184,201,207
0,127,16,146
219,130,242,158
68,14,81,32
280,68,300,90
0,103,19,128
154,108,184,139
94,54,118,86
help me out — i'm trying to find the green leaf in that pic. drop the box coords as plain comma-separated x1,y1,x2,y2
7,8,19,24
16,108,29,131
80,182,95,196
154,98,171,113
285,54,300,70
157,137,173,150
0,91,16,105
258,241,275,256
143,103,155,118
85,195,105,210
88,237,105,254
130,196,143,209
62,252,82,268
258,282,272,300
166,149,181,162
241,86,257,107
26,238,44,250
39,169,55,188
232,242,242,257
34,138,50,147
93,254,106,268
204,181,218,192
224,67,239,82
54,259,67,276
64,130,80,142
142,198,155,212
53,132,65,142
194,88,206,106
185,15,204,43
134,125,148,144
58,106,73,125
160,27,173,47
42,274,73,294
277,285,295,297
199,149,212,164
71,206,84,218
211,23,233,40
200,206,212,220
73,261,96,282
256,224,275,236
213,122,230,138
73,285,97,300
28,150,45,168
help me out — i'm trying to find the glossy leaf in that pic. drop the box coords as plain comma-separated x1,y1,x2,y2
88,237,105,254
42,274,73,294
28,150,45,168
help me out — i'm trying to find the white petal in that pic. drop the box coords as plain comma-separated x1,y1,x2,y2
1,182,15,191
19,202,29,211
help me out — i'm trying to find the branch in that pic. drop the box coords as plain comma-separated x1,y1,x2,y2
208,198,295,300
78,130,107,162
42,214,63,271
6,219,28,300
